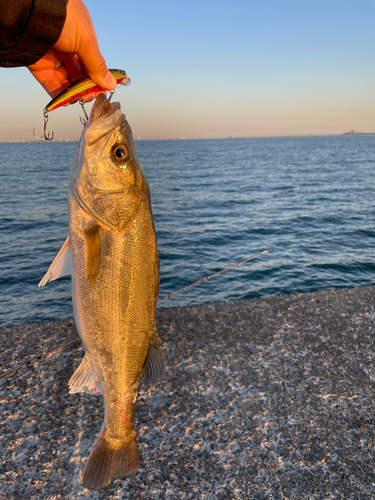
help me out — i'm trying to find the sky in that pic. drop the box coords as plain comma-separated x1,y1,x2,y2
0,0,375,141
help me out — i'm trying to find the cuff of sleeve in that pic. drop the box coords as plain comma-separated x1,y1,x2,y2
0,0,67,67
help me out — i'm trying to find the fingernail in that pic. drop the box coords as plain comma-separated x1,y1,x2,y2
104,71,116,90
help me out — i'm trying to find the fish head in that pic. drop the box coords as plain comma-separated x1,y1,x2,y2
69,93,147,231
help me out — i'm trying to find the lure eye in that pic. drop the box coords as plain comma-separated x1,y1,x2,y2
112,145,129,164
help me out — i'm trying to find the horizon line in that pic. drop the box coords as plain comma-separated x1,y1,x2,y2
1,132,374,144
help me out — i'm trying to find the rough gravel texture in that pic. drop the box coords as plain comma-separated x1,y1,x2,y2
1,286,375,499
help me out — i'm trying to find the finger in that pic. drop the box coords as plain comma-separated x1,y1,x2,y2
54,63,70,84
28,49,71,97
63,54,85,83
28,49,60,71
76,38,116,91
28,68,68,98
80,92,97,103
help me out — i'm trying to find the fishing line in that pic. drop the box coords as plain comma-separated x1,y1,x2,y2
0,141,33,174
158,251,268,302
0,250,268,379
0,339,80,379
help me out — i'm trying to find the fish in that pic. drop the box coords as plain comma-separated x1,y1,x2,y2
39,92,165,490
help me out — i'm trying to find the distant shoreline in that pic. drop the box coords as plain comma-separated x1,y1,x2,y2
1,133,375,143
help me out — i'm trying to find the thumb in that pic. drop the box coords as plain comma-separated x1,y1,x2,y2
78,43,116,90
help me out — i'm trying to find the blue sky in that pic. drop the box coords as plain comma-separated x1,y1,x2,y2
1,0,375,140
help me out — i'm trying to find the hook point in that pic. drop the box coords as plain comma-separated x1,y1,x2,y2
33,109,53,141
33,127,44,141
78,98,88,126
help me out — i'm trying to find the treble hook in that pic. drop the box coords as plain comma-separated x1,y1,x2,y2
78,98,88,125
108,90,115,102
33,110,54,141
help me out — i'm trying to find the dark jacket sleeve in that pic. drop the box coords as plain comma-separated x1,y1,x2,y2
0,0,67,67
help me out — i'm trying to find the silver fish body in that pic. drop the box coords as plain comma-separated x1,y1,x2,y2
39,94,165,490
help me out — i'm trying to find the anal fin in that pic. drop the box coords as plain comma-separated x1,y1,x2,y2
68,354,102,395
137,328,166,389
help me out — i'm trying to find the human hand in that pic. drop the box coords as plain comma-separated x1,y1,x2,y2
28,0,116,100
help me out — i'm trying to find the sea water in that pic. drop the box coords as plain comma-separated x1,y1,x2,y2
1,136,375,325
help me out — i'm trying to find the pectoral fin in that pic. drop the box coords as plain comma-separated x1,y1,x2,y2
38,236,72,287
137,329,166,389
68,354,102,395
84,224,101,286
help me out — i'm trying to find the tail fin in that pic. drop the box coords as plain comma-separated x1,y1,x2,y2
82,433,140,490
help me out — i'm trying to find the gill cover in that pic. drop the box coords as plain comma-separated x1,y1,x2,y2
69,94,145,231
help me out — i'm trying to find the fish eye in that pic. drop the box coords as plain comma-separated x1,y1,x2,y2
112,144,129,164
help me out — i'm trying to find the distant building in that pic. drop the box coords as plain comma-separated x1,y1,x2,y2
344,130,362,135
344,130,375,135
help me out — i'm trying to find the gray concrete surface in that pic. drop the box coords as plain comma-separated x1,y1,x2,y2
1,286,375,499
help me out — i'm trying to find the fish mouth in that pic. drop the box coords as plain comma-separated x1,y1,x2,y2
84,93,123,145
88,93,120,126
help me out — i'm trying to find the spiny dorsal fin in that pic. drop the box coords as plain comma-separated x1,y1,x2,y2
38,236,72,287
68,354,102,395
137,329,166,389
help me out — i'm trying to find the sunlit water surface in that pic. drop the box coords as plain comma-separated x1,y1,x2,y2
1,136,375,325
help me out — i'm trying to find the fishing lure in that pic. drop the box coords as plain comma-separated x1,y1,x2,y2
33,69,130,141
